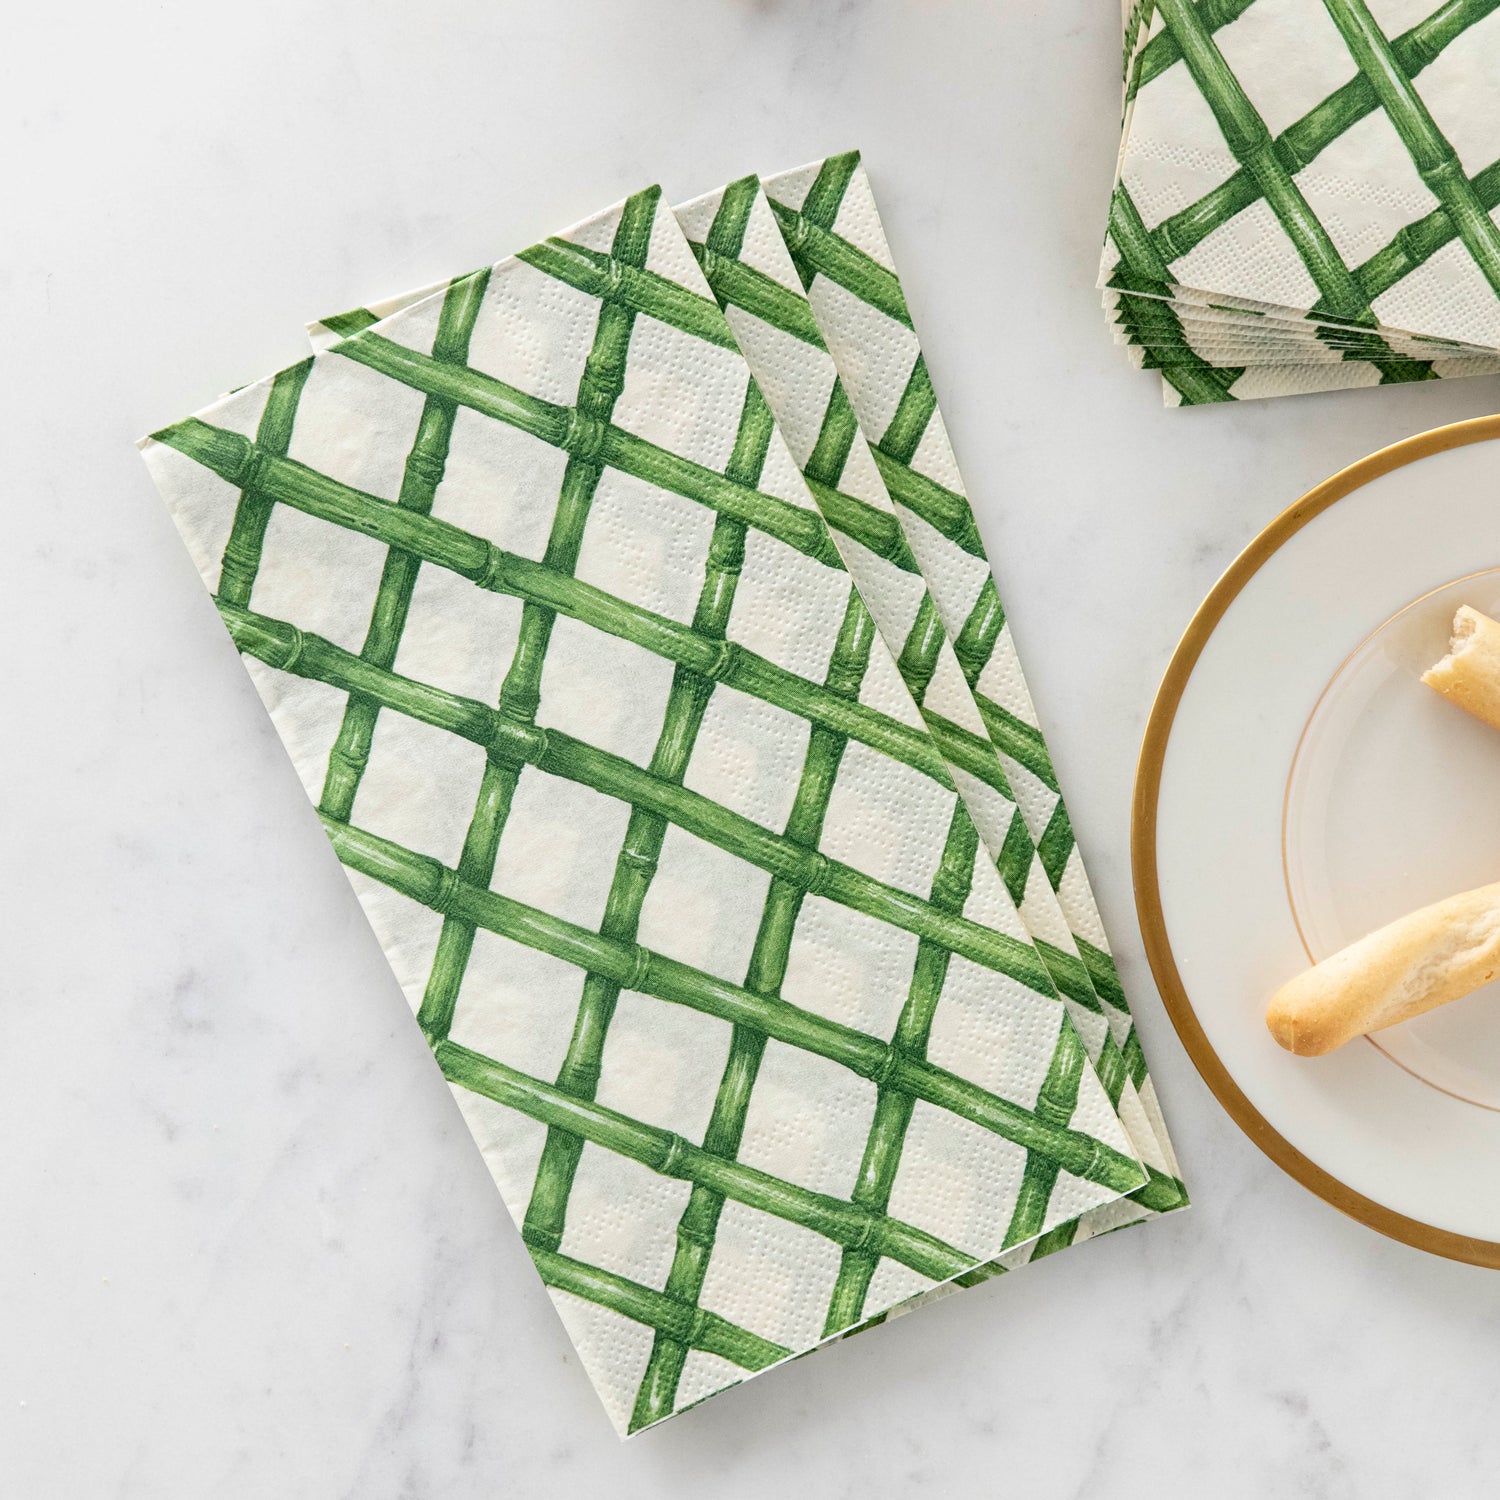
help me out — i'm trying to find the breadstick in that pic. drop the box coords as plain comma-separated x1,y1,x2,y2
1422,605,1500,733
1267,882,1500,1055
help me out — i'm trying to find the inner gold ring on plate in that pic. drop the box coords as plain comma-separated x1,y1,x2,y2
1132,413,1500,1268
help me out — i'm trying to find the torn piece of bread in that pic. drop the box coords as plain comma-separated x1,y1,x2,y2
1422,605,1500,733
1267,882,1500,1055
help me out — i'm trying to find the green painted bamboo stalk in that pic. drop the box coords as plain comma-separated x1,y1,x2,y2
803,380,861,488
149,418,976,789
952,1208,1088,1292
822,800,978,1333
948,576,1008,699
1077,936,1129,1014
1151,0,1379,322
869,448,986,558
1130,0,1256,97
532,1246,790,1372
1349,154,1500,304
947,1227,1085,1294
766,198,913,328
1029,1217,1086,1260
437,1041,974,1283
1000,1019,1088,1249
895,594,945,707
879,355,936,466
689,240,827,349
1026,942,1098,1014
703,174,760,258
800,151,862,231
793,475,917,573
323,816,1145,1194
998,813,1042,911
923,710,1020,800
1037,802,1076,891
317,270,490,823
633,585,876,1431
1320,0,1500,296
1093,1031,1131,1111
949,577,1005,690
327,329,850,569
1122,0,1160,90
948,580,1061,793
767,154,862,295
317,308,378,340
215,359,311,604
516,237,738,349
419,190,663,1043
523,388,771,1260
1122,0,1149,81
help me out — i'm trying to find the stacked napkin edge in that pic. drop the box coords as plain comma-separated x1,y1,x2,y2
1102,0,1500,404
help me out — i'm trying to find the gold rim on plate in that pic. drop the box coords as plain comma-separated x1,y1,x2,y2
1132,413,1500,1268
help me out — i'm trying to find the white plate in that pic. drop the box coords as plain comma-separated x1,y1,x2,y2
1135,416,1500,1264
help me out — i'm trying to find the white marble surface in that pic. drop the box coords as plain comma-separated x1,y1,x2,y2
9,1,1500,1493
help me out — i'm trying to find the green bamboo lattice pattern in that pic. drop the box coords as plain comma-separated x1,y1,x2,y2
676,180,1104,990
762,152,1183,1189
301,175,1173,1145
671,177,1182,1304
142,193,1146,1434
1105,0,1500,401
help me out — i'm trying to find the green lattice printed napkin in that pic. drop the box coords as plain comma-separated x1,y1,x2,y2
670,177,1184,1251
304,177,1184,1284
761,153,1182,1191
1102,0,1500,402
331,169,1190,1209
303,182,1187,1285
140,189,1145,1435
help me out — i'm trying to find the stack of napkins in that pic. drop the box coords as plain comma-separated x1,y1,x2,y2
140,152,1185,1437
1103,0,1500,404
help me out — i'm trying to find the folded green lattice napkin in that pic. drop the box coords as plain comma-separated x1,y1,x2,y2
301,159,1191,1306
1102,0,1500,403
139,186,1149,1435
307,152,1194,1278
